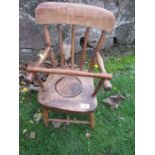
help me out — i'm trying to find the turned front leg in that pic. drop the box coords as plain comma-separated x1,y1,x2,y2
89,112,95,129
43,108,49,127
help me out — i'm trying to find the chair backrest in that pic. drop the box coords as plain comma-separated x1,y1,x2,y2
26,2,115,84
35,2,115,32
35,2,115,70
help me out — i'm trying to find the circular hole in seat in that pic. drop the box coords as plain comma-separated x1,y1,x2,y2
55,76,83,98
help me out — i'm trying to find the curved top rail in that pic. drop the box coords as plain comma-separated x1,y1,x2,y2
35,2,115,32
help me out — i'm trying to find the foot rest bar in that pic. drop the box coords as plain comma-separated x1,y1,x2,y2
48,118,90,124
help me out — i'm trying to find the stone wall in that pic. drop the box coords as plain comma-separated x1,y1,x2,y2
19,0,135,63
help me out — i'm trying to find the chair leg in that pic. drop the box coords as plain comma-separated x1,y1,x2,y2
43,108,49,127
89,112,95,129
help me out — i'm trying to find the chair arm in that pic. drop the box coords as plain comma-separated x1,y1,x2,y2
25,46,51,83
26,66,112,80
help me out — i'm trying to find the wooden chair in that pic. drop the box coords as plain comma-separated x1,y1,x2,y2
26,2,115,129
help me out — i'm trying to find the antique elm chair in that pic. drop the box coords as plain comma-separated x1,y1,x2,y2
26,2,115,129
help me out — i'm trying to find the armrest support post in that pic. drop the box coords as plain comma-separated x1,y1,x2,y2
92,79,103,97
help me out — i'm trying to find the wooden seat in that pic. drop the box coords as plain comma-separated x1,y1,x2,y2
26,2,115,129
38,74,97,113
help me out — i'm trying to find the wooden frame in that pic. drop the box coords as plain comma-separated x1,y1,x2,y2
26,2,115,129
